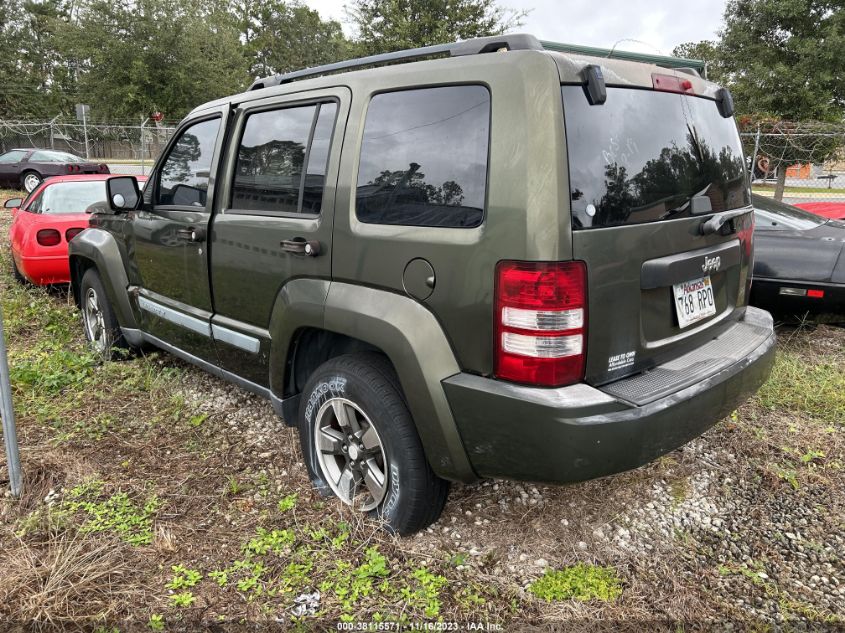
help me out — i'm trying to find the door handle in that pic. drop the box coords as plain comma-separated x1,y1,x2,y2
176,227,206,242
280,238,321,257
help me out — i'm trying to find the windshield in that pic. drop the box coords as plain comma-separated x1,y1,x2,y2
562,86,750,229
752,193,826,230
38,181,106,214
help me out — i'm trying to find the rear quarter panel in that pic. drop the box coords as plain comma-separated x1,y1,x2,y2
331,52,571,375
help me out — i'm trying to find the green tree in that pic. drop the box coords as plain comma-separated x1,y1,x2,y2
239,0,354,79
672,40,725,85
345,0,528,55
718,0,845,198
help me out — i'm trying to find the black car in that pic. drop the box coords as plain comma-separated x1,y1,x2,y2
751,193,845,313
0,148,109,193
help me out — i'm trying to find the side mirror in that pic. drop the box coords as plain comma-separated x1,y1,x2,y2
4,198,22,209
106,176,140,212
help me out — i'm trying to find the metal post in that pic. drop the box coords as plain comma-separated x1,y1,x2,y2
0,304,22,497
140,117,149,176
49,114,60,149
750,125,761,181
82,107,90,159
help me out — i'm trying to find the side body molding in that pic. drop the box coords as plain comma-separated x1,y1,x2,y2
68,228,141,345
322,282,476,483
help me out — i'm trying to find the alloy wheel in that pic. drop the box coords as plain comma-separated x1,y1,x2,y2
314,397,389,511
83,287,110,354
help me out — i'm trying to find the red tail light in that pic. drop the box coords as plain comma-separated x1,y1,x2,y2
36,228,61,246
65,227,84,241
807,289,825,299
494,261,587,387
652,73,695,95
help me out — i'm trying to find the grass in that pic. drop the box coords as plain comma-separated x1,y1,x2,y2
756,348,845,426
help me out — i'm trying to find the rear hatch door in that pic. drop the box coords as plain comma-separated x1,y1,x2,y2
561,82,753,386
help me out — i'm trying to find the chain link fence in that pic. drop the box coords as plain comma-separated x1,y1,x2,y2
0,118,177,176
739,121,845,209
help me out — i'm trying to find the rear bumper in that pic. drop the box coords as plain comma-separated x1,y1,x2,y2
18,253,71,285
443,306,776,483
751,278,845,313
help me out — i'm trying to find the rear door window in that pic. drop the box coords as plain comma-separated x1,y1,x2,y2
562,86,750,229
356,85,490,228
231,102,337,215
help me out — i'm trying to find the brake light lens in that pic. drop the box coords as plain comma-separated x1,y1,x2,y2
65,227,84,241
652,73,695,95
36,228,61,246
807,289,825,299
495,261,587,387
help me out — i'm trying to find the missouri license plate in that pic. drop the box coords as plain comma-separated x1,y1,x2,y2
673,276,716,328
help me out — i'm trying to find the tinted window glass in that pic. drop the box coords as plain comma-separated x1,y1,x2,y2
232,104,320,214
563,86,750,229
0,151,28,163
157,118,220,207
356,86,489,228
302,103,337,214
38,181,106,214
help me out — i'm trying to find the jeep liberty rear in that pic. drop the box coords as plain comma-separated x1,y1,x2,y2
69,34,775,535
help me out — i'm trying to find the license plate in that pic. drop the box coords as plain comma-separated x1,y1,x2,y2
673,276,716,328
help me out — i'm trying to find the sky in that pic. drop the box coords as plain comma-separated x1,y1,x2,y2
303,0,728,56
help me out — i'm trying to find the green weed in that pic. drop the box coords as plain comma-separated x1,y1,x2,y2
62,480,161,545
169,591,195,607
166,565,202,590
528,563,623,602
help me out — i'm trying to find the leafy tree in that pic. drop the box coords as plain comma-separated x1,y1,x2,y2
235,0,354,79
718,0,845,198
345,0,528,55
56,0,250,120
672,40,725,85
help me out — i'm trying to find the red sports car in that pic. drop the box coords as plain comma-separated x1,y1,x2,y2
5,174,146,285
794,201,845,221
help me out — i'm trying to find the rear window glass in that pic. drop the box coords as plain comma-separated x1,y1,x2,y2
356,85,489,228
562,86,750,230
31,151,84,163
38,181,106,214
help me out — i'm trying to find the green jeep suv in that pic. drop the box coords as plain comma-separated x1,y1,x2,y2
69,34,776,534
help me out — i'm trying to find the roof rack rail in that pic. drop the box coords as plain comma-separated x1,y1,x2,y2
248,33,543,90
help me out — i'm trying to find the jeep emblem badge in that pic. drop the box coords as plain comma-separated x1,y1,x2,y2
702,255,721,273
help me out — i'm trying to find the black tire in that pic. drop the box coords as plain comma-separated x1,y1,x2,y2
298,352,449,535
80,268,127,359
21,170,42,193
10,256,26,284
